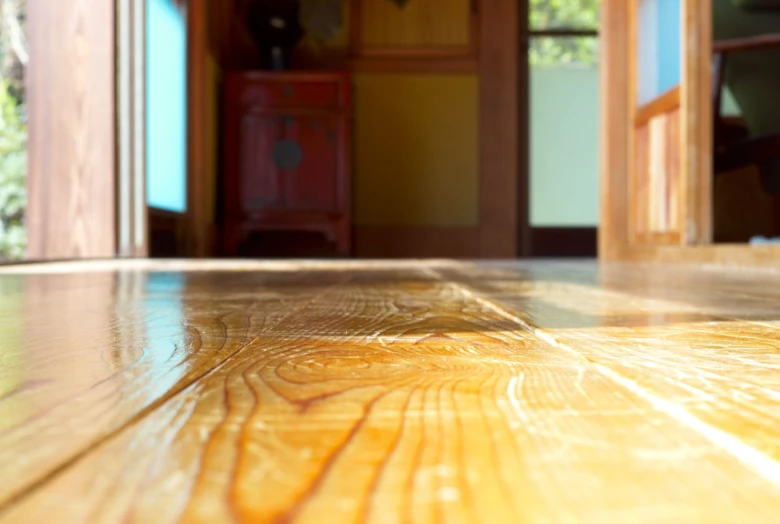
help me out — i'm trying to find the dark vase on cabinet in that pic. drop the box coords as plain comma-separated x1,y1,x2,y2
221,71,352,257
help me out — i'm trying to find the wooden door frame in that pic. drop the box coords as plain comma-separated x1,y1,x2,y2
600,0,713,262
26,0,117,260
118,0,203,259
478,0,522,258
185,0,211,257
117,0,149,258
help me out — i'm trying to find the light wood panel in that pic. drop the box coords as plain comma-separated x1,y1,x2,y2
3,261,780,520
26,0,116,259
355,0,474,54
632,108,682,241
602,0,714,261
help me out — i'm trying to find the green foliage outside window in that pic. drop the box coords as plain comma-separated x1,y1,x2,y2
529,0,599,67
0,0,27,260
0,81,26,260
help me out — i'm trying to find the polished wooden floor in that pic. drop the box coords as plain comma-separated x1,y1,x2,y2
2,259,780,522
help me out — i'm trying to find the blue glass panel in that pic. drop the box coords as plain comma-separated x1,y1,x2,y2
147,0,187,213
637,0,681,106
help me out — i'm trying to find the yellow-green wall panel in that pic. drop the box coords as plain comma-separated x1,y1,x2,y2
354,74,479,227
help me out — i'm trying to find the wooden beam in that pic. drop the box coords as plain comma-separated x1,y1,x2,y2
634,86,681,127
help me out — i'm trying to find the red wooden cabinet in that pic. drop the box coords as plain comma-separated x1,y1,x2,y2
222,71,352,256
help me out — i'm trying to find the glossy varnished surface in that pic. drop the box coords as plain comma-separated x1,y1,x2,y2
3,259,780,522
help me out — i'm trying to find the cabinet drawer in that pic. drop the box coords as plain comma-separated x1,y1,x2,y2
240,80,342,109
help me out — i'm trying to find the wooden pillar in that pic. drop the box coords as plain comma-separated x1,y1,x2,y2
26,0,117,259
479,0,520,258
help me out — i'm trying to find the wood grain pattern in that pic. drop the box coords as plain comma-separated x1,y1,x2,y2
3,260,780,520
355,0,473,52
448,262,780,486
603,0,714,260
26,0,116,259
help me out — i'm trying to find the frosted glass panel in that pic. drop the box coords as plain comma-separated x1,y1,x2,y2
637,0,681,106
530,38,600,227
147,0,188,213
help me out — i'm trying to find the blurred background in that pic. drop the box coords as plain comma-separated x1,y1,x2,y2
0,0,601,262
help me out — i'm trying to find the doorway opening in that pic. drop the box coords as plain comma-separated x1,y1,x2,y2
711,1,780,245
524,0,599,257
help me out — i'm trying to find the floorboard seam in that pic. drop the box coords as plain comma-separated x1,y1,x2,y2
441,274,780,489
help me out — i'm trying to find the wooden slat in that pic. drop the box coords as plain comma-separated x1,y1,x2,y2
634,86,681,127
2,261,780,521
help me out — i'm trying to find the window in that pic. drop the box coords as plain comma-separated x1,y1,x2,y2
528,0,600,228
147,0,188,214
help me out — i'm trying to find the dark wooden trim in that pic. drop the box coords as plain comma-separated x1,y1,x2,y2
713,33,780,54
356,227,481,259
517,0,530,257
529,28,598,37
350,57,478,74
634,86,680,126
479,0,520,257
529,227,597,257
186,0,210,257
149,207,186,257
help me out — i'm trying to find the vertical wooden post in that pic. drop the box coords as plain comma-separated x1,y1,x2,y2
186,0,210,257
117,0,149,258
479,0,520,258
598,0,630,260
26,0,117,259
